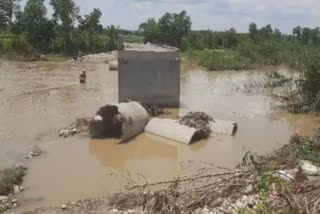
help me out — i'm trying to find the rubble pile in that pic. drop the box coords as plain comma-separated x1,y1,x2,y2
25,145,42,160
179,112,213,139
59,118,91,138
142,104,165,117
81,51,118,63
0,195,19,211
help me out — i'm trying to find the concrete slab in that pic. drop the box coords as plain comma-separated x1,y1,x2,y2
210,120,238,136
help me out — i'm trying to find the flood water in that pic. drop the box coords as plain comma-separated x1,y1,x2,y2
0,59,319,212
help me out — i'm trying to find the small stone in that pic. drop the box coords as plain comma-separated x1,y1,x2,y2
13,185,20,194
243,184,254,194
94,115,103,121
11,199,17,203
71,201,76,205
31,146,42,156
236,200,245,209
61,204,67,209
300,161,320,176
278,170,294,181
0,196,8,201
247,196,256,208
111,209,119,213
19,185,24,192
13,203,17,208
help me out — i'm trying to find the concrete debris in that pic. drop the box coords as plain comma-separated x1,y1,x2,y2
61,204,67,210
277,170,296,181
59,118,91,138
0,195,19,211
109,60,118,70
142,104,165,117
89,102,149,143
179,112,213,139
28,64,40,69
25,145,42,159
299,160,320,176
210,119,238,136
145,118,199,144
80,51,118,63
13,185,20,194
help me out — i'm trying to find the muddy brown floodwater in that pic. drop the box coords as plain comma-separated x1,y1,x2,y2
0,59,319,212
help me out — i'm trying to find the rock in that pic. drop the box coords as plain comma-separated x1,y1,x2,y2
61,204,67,209
13,185,20,194
0,196,8,201
11,199,17,203
243,184,254,194
247,195,256,208
278,170,295,181
300,161,320,176
111,209,119,213
94,115,103,121
31,145,42,156
19,185,24,192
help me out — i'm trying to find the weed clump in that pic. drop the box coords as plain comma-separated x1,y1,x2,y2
0,166,26,196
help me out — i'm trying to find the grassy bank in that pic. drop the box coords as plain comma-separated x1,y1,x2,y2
183,41,305,71
0,35,38,60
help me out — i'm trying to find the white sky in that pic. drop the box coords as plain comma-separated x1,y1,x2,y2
20,0,320,34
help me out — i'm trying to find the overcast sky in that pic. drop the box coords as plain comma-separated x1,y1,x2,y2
20,0,320,34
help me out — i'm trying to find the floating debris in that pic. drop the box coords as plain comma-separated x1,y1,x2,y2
59,118,91,138
179,112,213,139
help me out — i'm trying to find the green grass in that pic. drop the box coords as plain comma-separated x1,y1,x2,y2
296,139,320,166
183,49,255,71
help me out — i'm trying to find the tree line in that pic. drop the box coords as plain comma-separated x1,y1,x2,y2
0,0,126,56
1,1,320,58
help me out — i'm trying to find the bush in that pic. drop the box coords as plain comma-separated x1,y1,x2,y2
0,166,26,196
0,35,37,59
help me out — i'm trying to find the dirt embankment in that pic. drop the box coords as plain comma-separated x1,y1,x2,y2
23,130,320,214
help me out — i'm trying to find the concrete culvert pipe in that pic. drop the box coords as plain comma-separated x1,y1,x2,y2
89,102,149,143
109,60,118,70
145,118,200,145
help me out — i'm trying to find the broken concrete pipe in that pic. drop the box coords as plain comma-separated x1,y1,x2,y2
145,118,200,145
89,102,149,143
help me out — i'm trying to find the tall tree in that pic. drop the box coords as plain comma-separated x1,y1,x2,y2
50,0,79,53
224,28,238,49
260,24,273,39
23,0,53,51
140,11,191,48
248,22,258,43
79,8,102,33
50,0,79,29
0,0,21,29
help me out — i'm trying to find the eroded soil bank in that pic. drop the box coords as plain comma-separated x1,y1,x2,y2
0,59,319,212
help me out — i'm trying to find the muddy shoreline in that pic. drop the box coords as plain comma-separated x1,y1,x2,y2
21,131,320,214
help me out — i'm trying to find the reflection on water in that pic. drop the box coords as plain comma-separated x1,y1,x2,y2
0,60,319,211
89,134,179,169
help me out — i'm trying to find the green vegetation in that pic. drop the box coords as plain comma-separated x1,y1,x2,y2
0,166,26,196
0,0,142,57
